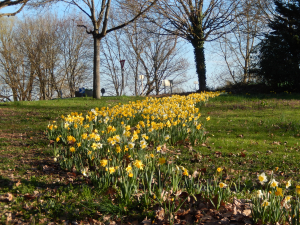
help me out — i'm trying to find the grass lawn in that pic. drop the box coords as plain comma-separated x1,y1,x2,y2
0,93,300,225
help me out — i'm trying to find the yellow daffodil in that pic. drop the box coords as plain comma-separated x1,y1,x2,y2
183,169,189,176
275,187,283,197
109,167,116,174
296,185,300,195
125,165,132,173
100,159,108,167
158,157,166,165
115,145,121,153
219,182,227,188
133,160,144,170
156,146,162,152
91,143,97,150
81,133,88,140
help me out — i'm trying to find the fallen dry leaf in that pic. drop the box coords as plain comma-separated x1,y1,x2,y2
155,207,165,221
15,180,21,187
243,209,251,217
6,212,12,223
24,194,36,200
0,193,13,202
103,215,110,222
141,219,151,225
240,152,246,157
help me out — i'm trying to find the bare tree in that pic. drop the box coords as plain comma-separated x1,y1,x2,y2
212,0,271,85
122,19,146,96
101,16,191,96
153,0,239,91
59,15,92,97
124,19,191,96
16,15,62,100
101,28,127,96
0,14,92,101
0,0,29,18
0,17,33,101
56,0,159,99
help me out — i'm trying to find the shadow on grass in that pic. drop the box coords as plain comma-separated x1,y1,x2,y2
212,93,300,102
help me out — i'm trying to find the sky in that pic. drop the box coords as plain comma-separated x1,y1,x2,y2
0,3,224,94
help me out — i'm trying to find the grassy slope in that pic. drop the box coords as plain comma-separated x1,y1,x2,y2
0,93,300,224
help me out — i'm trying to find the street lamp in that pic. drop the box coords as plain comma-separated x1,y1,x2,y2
139,75,144,96
120,60,125,95
193,81,198,91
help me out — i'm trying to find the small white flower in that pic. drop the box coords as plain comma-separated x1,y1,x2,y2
255,190,263,198
96,143,103,149
81,168,88,177
257,172,268,185
219,182,227,188
140,139,146,145
104,116,110,124
286,179,292,189
262,199,270,207
269,178,279,188
128,142,135,149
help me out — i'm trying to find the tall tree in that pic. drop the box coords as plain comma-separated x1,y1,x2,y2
154,0,238,91
59,16,92,97
61,0,158,99
256,0,300,90
215,0,269,84
101,22,191,96
0,14,91,101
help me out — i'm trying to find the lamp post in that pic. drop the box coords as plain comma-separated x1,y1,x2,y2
120,60,125,95
139,75,144,96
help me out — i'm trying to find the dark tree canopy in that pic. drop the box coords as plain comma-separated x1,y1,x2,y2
257,0,300,90
153,0,237,92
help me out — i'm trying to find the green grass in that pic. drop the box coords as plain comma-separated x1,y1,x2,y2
1,93,300,224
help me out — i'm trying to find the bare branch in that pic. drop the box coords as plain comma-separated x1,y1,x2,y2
0,0,29,18
106,0,159,35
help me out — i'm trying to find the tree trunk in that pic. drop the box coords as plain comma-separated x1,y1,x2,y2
191,39,206,92
93,36,101,99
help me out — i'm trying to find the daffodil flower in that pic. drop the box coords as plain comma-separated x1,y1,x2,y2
269,179,279,188
257,172,268,185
